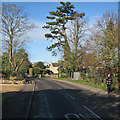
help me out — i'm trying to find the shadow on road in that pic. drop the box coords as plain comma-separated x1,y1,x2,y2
2,88,120,120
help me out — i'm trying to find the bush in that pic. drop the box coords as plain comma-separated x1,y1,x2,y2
10,71,24,80
33,67,53,77
2,70,12,79
11,71,17,77
94,76,98,84
11,71,23,77
88,74,92,81
80,73,86,80
33,67,41,75
19,70,26,77
61,75,67,78
33,67,45,76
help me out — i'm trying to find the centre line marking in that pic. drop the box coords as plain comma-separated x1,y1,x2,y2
83,106,103,120
64,91,76,100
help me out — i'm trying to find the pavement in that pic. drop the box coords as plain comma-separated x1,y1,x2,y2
2,83,35,120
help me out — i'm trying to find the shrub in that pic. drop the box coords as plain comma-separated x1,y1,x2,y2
88,74,92,81
80,73,86,80
94,76,98,84
11,71,17,77
33,67,40,75
11,71,23,77
2,70,12,79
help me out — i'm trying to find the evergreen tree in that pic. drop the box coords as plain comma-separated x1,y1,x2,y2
43,2,85,77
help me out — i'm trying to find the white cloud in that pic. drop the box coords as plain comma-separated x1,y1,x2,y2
27,15,99,43
88,16,99,25
27,20,49,43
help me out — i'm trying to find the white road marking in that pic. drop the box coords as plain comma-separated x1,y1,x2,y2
78,113,86,119
65,113,80,120
83,106,102,120
61,91,76,100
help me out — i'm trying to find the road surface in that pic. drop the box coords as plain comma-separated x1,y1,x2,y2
29,78,119,120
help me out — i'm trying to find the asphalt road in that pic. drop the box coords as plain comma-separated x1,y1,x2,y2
29,78,120,120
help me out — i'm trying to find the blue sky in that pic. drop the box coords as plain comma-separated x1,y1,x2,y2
3,2,118,64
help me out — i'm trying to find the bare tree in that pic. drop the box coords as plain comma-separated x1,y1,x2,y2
90,10,119,88
90,10,118,73
2,4,35,73
66,14,88,77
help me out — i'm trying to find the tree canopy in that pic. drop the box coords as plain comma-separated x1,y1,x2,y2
2,4,35,78
33,61,46,69
43,2,85,77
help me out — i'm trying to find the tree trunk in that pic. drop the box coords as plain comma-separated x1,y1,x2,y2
9,34,14,71
15,58,24,72
118,3,120,91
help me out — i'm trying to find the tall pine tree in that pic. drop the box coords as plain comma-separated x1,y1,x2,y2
43,2,85,77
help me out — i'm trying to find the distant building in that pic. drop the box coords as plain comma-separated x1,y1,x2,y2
46,63,58,75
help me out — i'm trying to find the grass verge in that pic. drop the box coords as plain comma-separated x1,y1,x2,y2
51,77,120,94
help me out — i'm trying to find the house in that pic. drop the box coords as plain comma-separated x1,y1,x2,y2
46,63,58,75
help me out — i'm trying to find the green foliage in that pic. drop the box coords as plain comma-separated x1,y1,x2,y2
43,2,86,78
80,73,86,80
43,69,53,75
15,49,31,71
33,67,53,77
94,76,98,84
45,34,53,38
2,49,31,79
11,72,18,77
42,2,78,54
2,4,35,77
90,11,118,72
33,61,45,69
88,74,92,80
1,52,10,72
2,70,12,79
33,67,41,75
10,71,25,78
54,77,107,91
46,16,55,19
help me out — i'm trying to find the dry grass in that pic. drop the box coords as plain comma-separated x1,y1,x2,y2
1,84,25,93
